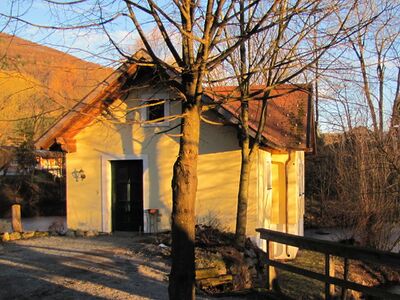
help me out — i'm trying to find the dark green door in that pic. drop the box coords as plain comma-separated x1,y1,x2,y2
111,160,143,231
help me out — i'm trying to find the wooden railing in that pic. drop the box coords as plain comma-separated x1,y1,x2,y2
256,228,400,300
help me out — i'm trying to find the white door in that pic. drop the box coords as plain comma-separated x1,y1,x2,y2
257,152,272,251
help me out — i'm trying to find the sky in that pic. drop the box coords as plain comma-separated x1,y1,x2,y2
0,0,399,132
0,0,147,66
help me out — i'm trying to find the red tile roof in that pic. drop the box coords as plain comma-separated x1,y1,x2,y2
205,84,314,151
36,51,315,153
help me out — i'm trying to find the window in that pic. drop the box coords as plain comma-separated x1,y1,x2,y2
142,99,169,126
147,100,165,121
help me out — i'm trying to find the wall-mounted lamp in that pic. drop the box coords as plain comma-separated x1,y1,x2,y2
72,168,86,182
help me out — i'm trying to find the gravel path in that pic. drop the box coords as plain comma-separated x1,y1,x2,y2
0,235,242,300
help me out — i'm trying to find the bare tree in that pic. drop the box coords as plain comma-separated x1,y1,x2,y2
122,1,289,298
390,67,400,138
214,0,373,246
305,0,400,252
1,0,396,297
2,3,279,296
333,1,400,134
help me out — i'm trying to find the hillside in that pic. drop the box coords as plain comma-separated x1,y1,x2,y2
0,33,112,144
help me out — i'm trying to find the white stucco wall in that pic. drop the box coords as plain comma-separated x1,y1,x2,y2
65,86,260,235
65,85,305,247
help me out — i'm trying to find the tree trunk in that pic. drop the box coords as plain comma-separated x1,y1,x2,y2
235,0,251,247
169,103,200,300
390,68,400,130
355,37,379,134
235,146,253,246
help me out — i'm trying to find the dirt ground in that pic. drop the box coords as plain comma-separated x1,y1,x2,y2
0,234,243,300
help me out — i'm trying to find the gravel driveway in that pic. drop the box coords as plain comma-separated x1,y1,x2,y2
0,235,170,299
0,235,243,300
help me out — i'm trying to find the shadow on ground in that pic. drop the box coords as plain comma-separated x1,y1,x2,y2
0,235,170,300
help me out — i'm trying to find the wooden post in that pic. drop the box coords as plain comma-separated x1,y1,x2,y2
341,258,349,300
266,239,277,290
11,204,22,233
325,254,335,299
266,239,270,290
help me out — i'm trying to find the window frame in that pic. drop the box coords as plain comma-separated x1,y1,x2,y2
141,99,170,127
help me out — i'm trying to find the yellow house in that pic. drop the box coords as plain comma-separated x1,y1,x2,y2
36,52,314,258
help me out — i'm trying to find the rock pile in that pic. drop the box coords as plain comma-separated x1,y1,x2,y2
194,225,268,294
157,225,268,295
1,231,49,242
64,229,100,238
0,221,102,242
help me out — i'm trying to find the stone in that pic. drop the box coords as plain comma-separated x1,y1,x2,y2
34,231,49,238
58,229,67,236
245,257,255,267
1,232,10,242
9,232,21,241
196,267,227,280
229,264,240,275
98,231,110,236
48,221,65,235
249,267,258,277
22,231,35,239
65,230,75,238
195,249,225,270
245,248,257,258
85,230,98,237
0,220,11,232
75,229,85,237
197,274,233,288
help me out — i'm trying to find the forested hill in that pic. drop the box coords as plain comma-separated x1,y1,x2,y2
0,33,112,145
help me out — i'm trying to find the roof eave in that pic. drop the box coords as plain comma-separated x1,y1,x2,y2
35,62,142,152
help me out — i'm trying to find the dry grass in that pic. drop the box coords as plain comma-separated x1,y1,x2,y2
273,249,399,300
277,250,326,299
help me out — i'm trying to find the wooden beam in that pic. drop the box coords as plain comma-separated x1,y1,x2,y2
341,258,349,300
256,228,400,267
266,258,400,300
11,204,22,233
56,137,77,153
35,62,139,150
325,254,335,299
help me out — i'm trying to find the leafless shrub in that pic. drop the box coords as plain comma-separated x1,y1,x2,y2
196,211,228,233
307,130,400,251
